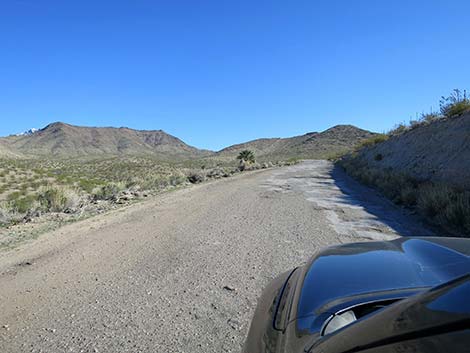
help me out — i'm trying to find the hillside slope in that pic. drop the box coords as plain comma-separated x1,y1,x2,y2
217,125,377,161
2,122,211,159
0,140,22,158
352,112,470,189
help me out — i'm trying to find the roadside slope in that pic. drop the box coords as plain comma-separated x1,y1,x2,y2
339,112,470,235
352,112,470,189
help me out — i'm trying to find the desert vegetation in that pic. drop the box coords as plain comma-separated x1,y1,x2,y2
0,154,290,232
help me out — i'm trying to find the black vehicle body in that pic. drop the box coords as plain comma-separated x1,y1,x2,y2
243,237,470,353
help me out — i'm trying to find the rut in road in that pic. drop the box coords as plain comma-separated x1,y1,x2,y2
0,160,431,353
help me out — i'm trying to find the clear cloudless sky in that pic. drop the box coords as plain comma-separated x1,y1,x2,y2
1,0,470,150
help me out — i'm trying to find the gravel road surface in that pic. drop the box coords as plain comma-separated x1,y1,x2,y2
0,160,432,353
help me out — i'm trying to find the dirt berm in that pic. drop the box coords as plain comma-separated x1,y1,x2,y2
355,112,470,189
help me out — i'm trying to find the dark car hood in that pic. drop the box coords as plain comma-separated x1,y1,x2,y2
309,274,470,353
295,237,470,333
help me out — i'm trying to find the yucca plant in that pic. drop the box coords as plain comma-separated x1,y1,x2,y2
237,150,255,163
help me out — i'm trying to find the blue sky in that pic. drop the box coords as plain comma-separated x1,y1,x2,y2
1,0,469,151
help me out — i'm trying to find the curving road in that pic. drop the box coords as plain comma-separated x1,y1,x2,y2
0,160,432,353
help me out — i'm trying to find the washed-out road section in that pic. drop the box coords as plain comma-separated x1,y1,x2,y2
0,160,432,353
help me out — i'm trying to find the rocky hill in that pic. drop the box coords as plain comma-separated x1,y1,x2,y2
1,122,212,159
217,125,377,161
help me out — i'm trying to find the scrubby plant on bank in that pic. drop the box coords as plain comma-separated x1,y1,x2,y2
355,134,389,150
339,157,470,235
387,89,470,137
440,89,470,118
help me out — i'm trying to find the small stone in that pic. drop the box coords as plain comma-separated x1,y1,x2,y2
223,285,235,292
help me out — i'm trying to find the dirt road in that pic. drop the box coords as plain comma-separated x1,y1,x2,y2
0,160,432,353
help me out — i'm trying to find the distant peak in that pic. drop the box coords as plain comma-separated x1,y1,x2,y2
328,124,356,129
14,128,38,136
322,124,365,133
42,121,69,130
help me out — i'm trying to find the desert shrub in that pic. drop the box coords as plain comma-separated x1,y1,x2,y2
38,185,80,212
187,172,205,184
356,134,389,149
206,167,227,179
440,89,470,118
420,113,440,124
169,174,187,186
38,186,67,212
8,195,40,214
399,186,419,206
78,178,103,193
92,182,125,201
245,162,261,171
444,192,470,233
416,184,453,219
0,205,14,226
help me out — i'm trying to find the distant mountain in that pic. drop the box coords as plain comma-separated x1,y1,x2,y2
0,122,376,161
217,125,377,160
1,122,212,159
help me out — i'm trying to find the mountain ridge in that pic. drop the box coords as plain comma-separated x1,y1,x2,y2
216,124,377,160
1,122,377,160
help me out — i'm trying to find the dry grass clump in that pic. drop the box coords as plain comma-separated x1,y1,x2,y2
355,134,389,149
37,185,82,212
339,157,470,235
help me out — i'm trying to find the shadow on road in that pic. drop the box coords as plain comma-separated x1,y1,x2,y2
330,164,435,237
